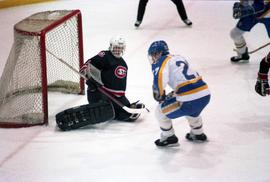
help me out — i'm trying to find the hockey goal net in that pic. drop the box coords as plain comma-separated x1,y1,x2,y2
0,10,84,128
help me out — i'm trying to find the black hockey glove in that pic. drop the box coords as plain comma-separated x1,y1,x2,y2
255,73,270,96
233,2,255,19
123,101,145,122
86,77,101,92
79,63,90,79
153,86,166,102
130,101,145,110
165,91,175,100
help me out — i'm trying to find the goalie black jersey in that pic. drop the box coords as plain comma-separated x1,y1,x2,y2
87,50,128,97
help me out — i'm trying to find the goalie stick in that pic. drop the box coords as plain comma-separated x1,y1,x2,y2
46,49,149,114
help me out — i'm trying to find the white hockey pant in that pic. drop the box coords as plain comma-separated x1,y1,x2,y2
230,27,247,54
186,116,204,135
155,106,175,139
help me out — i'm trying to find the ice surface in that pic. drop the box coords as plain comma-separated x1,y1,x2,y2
0,0,270,182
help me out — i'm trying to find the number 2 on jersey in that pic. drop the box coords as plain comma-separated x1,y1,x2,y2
176,61,198,79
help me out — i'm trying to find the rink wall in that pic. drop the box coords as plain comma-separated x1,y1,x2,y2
0,0,55,9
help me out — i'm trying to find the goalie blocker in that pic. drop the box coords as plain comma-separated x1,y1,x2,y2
56,101,144,131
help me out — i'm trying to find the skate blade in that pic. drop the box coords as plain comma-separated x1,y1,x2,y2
156,142,180,148
187,139,208,143
231,60,249,64
167,143,180,147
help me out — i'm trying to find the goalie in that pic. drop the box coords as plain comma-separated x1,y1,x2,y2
56,36,145,131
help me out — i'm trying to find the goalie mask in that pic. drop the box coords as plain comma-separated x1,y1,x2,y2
148,40,169,64
109,36,126,58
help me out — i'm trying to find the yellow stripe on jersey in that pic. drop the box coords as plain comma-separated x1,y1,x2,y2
162,102,181,114
177,85,208,96
158,56,171,94
175,76,202,90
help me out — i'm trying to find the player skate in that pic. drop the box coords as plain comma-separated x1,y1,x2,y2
231,47,250,63
155,134,179,147
134,20,141,28
183,19,192,26
186,132,207,142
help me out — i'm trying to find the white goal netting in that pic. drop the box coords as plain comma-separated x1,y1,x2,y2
0,10,84,127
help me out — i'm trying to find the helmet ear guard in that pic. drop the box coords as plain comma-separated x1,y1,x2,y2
109,36,126,58
148,40,169,64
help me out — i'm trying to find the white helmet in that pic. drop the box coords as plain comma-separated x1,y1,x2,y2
109,36,126,58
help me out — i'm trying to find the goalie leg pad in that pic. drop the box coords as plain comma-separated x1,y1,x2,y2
56,101,115,131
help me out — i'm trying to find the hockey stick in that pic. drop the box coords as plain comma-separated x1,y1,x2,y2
236,8,265,19
248,42,270,54
96,87,149,114
46,49,148,114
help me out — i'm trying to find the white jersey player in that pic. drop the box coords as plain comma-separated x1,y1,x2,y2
148,40,211,147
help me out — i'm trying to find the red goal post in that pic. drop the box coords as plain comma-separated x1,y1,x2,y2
0,10,85,128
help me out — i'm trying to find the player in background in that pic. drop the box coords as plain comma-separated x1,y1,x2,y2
230,0,270,63
55,36,145,131
134,0,192,28
148,40,210,147
255,51,270,96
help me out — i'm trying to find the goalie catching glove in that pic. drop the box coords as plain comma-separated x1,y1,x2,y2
125,101,145,121
115,100,146,122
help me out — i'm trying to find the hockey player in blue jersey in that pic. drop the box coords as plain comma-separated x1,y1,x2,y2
148,40,211,147
230,0,270,63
